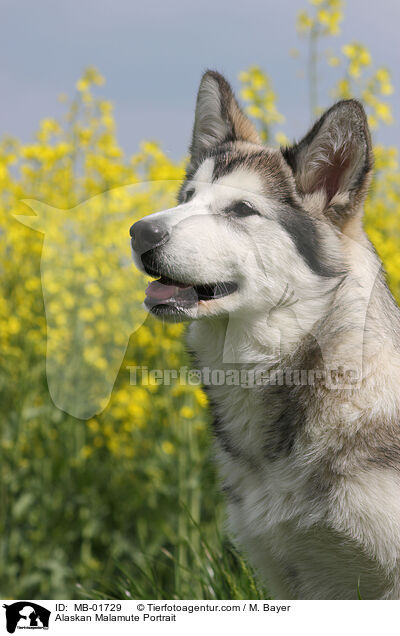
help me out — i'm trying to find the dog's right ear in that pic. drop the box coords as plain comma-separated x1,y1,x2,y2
188,70,260,170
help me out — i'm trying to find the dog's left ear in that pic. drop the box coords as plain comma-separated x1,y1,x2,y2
189,70,261,169
282,100,373,224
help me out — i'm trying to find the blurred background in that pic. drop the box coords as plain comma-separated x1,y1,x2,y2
1,0,399,598
2,0,400,156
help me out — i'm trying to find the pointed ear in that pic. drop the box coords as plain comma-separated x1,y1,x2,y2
14,200,61,233
282,100,373,223
189,70,261,168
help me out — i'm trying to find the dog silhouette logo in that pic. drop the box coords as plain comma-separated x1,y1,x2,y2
15,189,150,420
3,602,50,633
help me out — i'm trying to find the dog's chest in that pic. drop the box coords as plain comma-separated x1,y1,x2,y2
204,379,321,528
205,381,391,599
188,326,398,598
187,324,318,527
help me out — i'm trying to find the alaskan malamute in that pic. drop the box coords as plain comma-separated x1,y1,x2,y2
131,70,400,599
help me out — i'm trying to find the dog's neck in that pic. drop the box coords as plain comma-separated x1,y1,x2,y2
188,302,327,375
188,250,400,389
188,278,338,368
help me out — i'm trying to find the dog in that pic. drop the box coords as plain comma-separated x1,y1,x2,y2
130,70,400,599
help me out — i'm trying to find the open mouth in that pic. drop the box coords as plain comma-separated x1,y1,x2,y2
144,275,238,310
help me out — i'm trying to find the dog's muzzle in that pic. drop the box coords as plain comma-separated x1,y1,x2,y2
130,217,239,317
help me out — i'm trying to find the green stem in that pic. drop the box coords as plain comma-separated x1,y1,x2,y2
176,415,188,594
308,26,319,116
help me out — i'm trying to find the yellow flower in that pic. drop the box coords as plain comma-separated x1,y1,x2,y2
359,50,371,66
275,132,290,146
8,316,21,334
180,406,195,419
76,78,89,92
297,10,313,32
194,388,208,408
336,78,351,99
247,105,263,118
161,441,175,455
342,44,357,57
349,62,361,78
241,88,254,101
376,68,390,83
81,446,93,459
239,66,285,143
328,56,340,67
88,419,100,433
317,9,330,24
375,102,393,124
368,115,378,129
380,83,393,96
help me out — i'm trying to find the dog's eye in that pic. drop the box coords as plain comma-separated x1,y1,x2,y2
183,188,195,203
230,201,258,217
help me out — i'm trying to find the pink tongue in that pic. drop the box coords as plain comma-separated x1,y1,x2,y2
145,279,191,301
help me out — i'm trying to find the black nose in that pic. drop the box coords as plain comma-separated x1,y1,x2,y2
130,219,170,253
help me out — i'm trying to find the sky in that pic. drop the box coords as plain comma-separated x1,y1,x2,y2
1,0,400,161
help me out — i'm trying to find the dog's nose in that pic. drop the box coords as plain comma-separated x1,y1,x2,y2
130,220,170,253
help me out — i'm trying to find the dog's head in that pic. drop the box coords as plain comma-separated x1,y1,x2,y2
131,71,372,323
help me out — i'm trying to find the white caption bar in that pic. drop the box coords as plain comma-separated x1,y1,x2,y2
1,599,398,635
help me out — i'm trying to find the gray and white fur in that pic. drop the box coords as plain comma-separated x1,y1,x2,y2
131,70,400,599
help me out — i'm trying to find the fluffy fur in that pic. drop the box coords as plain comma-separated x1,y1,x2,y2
131,70,400,599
